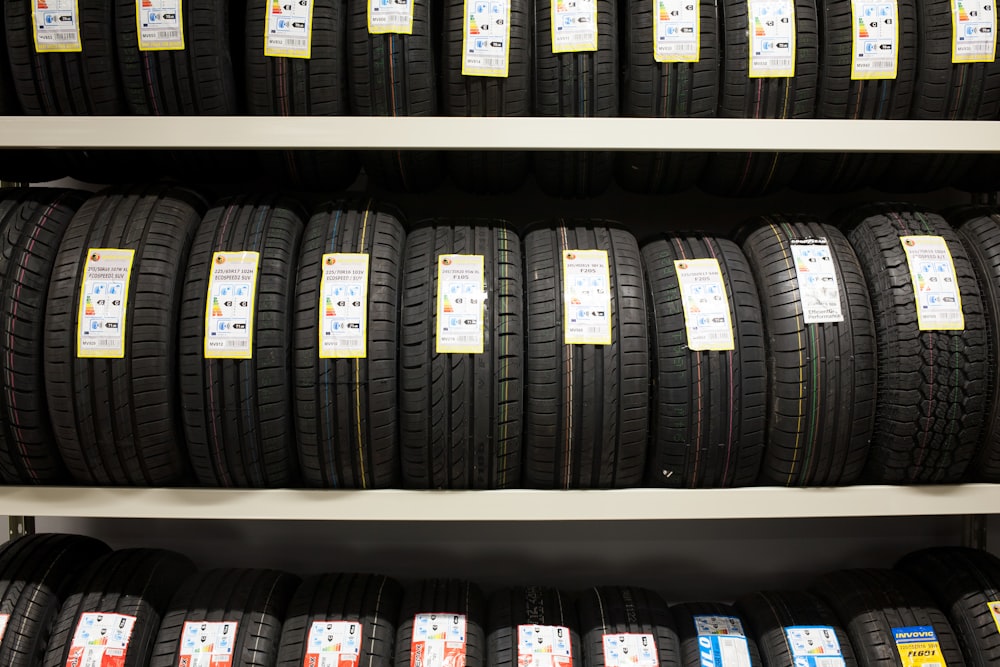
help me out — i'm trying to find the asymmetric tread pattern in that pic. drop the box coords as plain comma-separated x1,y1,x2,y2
577,587,681,667
395,581,487,667
670,602,762,667
488,587,580,667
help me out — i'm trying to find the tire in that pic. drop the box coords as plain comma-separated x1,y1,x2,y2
115,0,240,115
488,587,580,667
843,204,989,483
4,0,126,114
738,215,877,486
616,0,719,194
42,549,196,667
43,185,206,486
277,574,402,667
577,587,681,667
793,0,917,192
699,0,819,197
293,198,405,489
533,0,617,197
670,602,762,667
179,194,306,488
399,222,524,489
0,189,89,484
736,590,858,667
641,233,767,488
347,0,443,192
395,581,487,667
150,568,300,667
245,0,360,191
813,569,966,667
952,207,1000,482
0,534,111,667
523,221,650,489
896,547,1000,667
441,0,531,194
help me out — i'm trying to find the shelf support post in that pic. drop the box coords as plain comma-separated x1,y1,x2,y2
8,515,35,540
963,514,988,550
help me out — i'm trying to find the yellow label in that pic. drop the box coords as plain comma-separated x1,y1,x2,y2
203,251,260,360
462,0,512,76
562,249,612,345
892,626,946,667
319,253,369,359
76,248,135,359
988,601,1000,636
653,0,700,63
900,236,965,331
748,0,796,78
674,259,735,351
368,0,414,35
851,0,899,80
951,0,997,63
436,254,486,354
135,0,185,51
264,0,315,58
550,0,598,53
32,0,83,53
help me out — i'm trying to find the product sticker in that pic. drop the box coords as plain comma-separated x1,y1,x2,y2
32,0,82,53
135,0,184,51
204,251,260,360
0,614,8,643
748,0,796,77
693,616,751,667
304,620,363,667
988,600,1000,636
784,626,845,667
562,249,612,345
319,253,369,359
517,624,573,667
462,0,512,76
265,0,314,58
674,259,736,351
952,0,997,63
436,254,486,355
76,248,135,359
550,0,598,53
367,0,414,35
178,621,238,667
410,614,467,667
65,612,137,667
892,626,945,667
900,236,965,331
602,634,658,667
789,238,844,324
850,0,899,79
653,0,700,62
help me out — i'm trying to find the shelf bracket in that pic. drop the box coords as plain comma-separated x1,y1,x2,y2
8,516,35,541
963,514,988,550
971,191,999,206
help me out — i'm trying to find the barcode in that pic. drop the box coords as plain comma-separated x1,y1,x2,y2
660,44,697,52
209,340,249,350
856,59,893,69
81,338,119,348
474,57,506,67
444,335,480,343
958,43,994,53
277,38,309,47
37,32,76,41
150,30,180,39
812,659,846,667
694,331,731,340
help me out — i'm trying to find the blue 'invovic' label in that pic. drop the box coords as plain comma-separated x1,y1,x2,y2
891,626,938,644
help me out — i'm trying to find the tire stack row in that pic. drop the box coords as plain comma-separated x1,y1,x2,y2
4,534,1000,667
2,186,1000,489
0,0,997,195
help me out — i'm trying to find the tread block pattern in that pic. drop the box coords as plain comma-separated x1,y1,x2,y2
577,587,681,667
488,587,580,667
395,581,487,667
670,602,762,667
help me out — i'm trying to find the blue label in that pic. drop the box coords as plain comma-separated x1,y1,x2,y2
697,635,751,667
892,626,938,644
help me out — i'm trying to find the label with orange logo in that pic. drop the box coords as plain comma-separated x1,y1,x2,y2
988,601,1000,636
319,253,370,359
135,0,184,51
562,249,611,345
674,258,735,351
64,612,136,667
204,251,260,359
517,625,572,667
900,236,964,331
304,621,362,667
77,248,135,359
265,0,314,58
410,614,467,667
32,0,82,53
178,620,238,667
436,255,486,354
550,0,598,52
602,633,658,667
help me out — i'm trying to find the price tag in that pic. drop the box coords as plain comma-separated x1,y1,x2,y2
900,236,965,331
602,634,658,667
135,0,184,51
748,0,796,77
851,1,899,79
562,250,612,345
550,0,598,52
784,627,845,667
436,255,486,354
517,625,573,667
265,0,314,58
892,626,945,667
654,0,700,62
64,613,137,667
789,238,844,324
319,254,369,359
951,0,997,63
462,0,511,76
76,248,135,359
305,621,363,667
204,251,260,359
410,614,467,667
32,0,82,53
674,259,736,351
368,0,414,34
178,621,238,667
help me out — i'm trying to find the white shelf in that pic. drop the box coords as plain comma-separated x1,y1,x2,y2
1,485,998,521
0,117,998,152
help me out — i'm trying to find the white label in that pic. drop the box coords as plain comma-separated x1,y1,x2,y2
204,251,260,359
179,621,238,667
436,255,486,354
563,250,612,345
654,0,700,62
851,1,899,79
900,236,965,331
784,627,845,667
33,0,82,53
305,620,363,667
410,614,467,667
748,0,796,77
517,625,573,667
0,614,8,643
319,253,369,359
602,634,658,667
694,616,751,667
136,0,184,51
76,248,135,359
265,0,314,58
368,0,414,34
551,0,598,52
65,613,137,667
789,239,844,324
952,0,997,63
674,259,736,351
462,0,511,76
